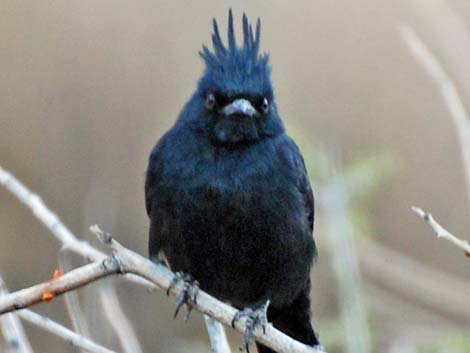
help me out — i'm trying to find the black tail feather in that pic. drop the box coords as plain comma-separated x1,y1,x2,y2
256,279,319,353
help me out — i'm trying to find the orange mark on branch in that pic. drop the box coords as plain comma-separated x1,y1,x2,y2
41,291,55,301
465,251,470,258
41,269,63,302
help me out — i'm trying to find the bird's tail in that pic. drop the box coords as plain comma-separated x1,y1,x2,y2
256,279,319,353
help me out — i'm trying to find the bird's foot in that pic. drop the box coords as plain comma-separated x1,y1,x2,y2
167,272,199,321
231,299,270,353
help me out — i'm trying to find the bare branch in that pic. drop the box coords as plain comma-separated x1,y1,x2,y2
411,206,470,257
0,229,326,353
96,226,326,353
0,259,120,315
2,275,117,353
204,315,232,353
0,278,34,353
0,166,102,261
18,309,116,353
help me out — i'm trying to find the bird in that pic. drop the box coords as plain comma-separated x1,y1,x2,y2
145,10,320,353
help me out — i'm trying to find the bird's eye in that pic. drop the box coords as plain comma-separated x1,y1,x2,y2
205,93,216,110
260,97,269,114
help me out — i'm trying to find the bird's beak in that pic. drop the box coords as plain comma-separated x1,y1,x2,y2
222,99,256,117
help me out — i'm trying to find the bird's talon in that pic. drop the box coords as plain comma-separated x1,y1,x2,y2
168,272,199,320
174,291,185,318
232,300,270,352
231,310,243,328
184,280,199,322
167,271,184,296
190,280,199,304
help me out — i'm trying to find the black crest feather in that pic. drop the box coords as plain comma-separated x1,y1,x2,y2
199,9,268,74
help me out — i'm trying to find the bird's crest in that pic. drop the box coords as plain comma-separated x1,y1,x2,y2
200,9,269,75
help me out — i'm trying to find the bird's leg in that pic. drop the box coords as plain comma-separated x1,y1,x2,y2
167,272,200,321
232,299,270,353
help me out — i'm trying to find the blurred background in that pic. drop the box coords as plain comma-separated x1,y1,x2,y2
1,1,470,352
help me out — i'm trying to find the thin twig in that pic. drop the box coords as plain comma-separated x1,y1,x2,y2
0,165,151,289
0,277,34,353
0,167,102,261
18,309,116,353
411,206,470,257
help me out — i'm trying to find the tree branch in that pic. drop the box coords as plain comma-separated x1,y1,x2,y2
0,167,102,262
411,206,470,257
0,227,326,353
0,259,119,315
2,274,116,353
204,315,232,353
0,277,34,353
18,309,116,353
0,164,149,352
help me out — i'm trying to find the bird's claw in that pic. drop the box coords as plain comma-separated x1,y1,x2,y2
167,272,199,321
232,300,270,353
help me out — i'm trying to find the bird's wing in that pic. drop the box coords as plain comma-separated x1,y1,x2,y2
144,136,166,217
285,137,315,234
298,154,315,234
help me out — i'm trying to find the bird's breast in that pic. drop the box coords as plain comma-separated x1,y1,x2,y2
156,138,314,306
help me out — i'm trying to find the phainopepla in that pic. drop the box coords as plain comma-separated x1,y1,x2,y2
145,10,320,353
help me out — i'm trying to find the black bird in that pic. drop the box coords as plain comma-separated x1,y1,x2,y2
145,10,320,353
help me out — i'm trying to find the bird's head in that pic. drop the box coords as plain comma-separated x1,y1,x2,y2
180,10,284,146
